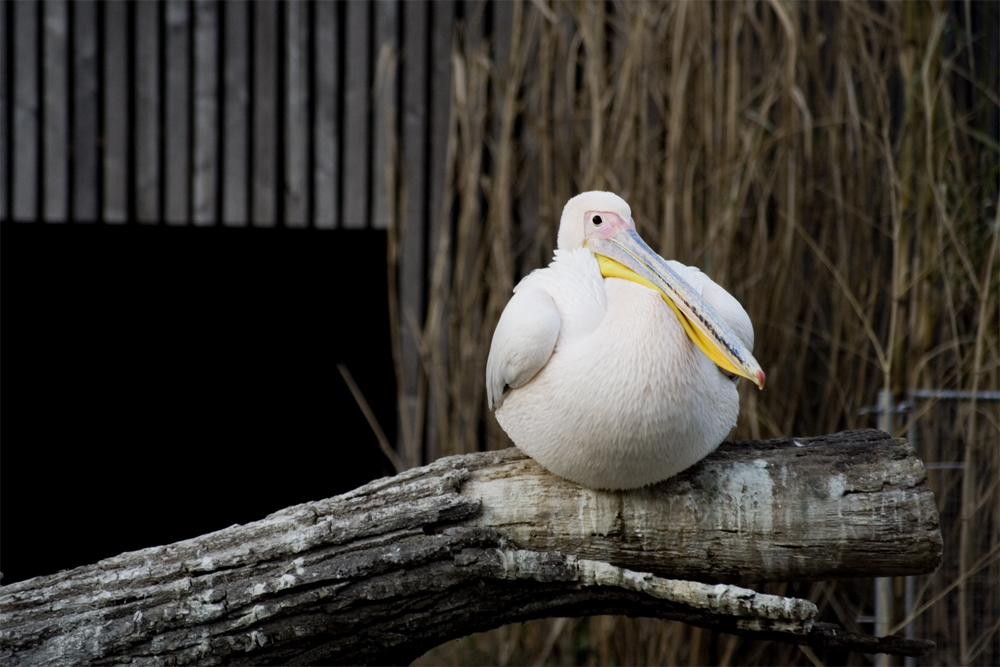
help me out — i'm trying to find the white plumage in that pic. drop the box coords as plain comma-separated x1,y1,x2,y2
486,191,761,490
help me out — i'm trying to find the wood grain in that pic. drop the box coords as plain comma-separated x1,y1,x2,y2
103,0,129,224
0,430,940,665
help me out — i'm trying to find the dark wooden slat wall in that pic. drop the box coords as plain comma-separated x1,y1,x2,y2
2,0,493,461
2,0,478,230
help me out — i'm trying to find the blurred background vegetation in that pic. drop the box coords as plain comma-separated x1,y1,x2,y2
386,1,999,664
2,0,996,663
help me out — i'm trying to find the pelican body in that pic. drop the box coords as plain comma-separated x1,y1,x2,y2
486,191,764,490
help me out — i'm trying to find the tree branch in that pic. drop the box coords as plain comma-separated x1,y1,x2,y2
0,430,941,665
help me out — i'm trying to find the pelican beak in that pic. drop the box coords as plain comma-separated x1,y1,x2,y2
586,230,765,389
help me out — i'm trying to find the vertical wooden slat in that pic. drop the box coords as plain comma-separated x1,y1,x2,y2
313,1,339,229
400,0,428,462
72,0,99,222
222,1,249,226
43,0,69,222
284,0,309,228
135,1,160,224
370,0,397,231
424,0,455,461
427,0,454,247
342,1,370,229
103,0,129,223
252,0,278,227
464,0,486,50
12,1,39,221
164,0,190,225
192,0,218,226
0,2,8,220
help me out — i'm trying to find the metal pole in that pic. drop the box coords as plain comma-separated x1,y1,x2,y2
904,393,918,667
875,389,894,667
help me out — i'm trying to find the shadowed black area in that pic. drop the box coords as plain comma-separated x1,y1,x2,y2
1,222,397,584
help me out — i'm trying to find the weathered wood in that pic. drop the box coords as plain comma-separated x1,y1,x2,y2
252,0,278,227
342,1,370,229
284,0,309,228
72,0,99,223
43,0,69,223
312,0,339,229
164,0,191,225
192,0,219,227
0,1,8,220
461,430,942,583
0,430,940,666
134,1,160,224
12,0,39,221
103,0,129,224
222,0,249,227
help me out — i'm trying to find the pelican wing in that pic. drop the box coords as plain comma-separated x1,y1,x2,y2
668,260,755,356
486,285,561,410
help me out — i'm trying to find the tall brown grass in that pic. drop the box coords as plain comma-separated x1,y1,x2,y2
390,1,999,664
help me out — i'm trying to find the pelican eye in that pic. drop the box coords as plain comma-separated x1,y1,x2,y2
592,215,603,226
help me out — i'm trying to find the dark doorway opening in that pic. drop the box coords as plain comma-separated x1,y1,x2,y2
1,223,397,584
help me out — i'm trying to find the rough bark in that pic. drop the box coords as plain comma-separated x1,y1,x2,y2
0,430,941,665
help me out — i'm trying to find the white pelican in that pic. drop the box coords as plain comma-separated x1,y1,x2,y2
486,191,765,490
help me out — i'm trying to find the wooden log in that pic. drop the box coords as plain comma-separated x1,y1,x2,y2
463,429,943,583
0,431,940,665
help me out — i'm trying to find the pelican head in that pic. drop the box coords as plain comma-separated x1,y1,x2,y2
558,191,765,388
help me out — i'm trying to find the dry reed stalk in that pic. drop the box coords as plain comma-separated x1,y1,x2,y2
393,0,999,664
